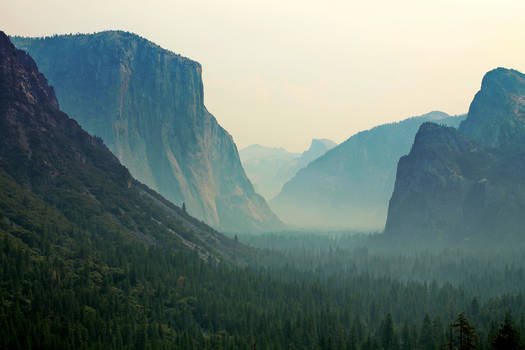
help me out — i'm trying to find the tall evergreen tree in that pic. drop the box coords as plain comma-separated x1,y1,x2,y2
382,313,398,350
419,314,435,350
492,313,523,350
452,313,477,350
401,321,412,350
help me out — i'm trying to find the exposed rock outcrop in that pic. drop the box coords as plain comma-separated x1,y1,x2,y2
12,31,282,233
0,31,250,261
385,68,525,239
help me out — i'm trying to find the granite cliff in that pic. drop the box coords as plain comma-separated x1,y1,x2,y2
12,31,281,233
460,68,525,149
0,31,248,262
385,68,525,240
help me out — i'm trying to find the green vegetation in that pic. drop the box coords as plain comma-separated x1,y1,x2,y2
3,30,525,350
11,31,283,233
3,202,525,350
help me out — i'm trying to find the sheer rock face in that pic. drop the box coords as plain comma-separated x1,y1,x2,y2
385,68,525,239
460,68,525,149
270,111,464,231
12,31,281,233
0,31,251,261
385,123,494,238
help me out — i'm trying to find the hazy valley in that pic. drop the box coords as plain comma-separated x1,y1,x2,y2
1,14,525,350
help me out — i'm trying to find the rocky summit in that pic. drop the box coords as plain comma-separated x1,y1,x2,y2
385,68,525,240
460,68,525,149
12,31,282,233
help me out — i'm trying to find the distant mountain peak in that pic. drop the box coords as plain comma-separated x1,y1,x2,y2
310,138,337,146
423,111,451,120
271,112,465,230
300,138,337,163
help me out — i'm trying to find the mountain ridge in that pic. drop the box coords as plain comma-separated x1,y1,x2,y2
240,138,336,200
271,111,465,230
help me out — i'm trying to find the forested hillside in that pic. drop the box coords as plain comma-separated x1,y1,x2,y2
11,31,282,233
2,29,524,350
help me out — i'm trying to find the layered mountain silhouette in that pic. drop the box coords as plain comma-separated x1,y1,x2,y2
12,31,282,233
240,139,336,200
271,112,465,230
240,145,299,200
0,31,247,262
385,68,525,240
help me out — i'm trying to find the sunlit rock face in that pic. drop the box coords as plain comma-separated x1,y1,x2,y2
386,68,525,240
12,31,282,233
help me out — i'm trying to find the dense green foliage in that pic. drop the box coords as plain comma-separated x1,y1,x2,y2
2,30,524,350
3,206,525,350
11,31,283,233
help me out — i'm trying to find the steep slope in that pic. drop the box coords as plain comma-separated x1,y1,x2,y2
385,68,525,239
271,112,464,230
239,139,336,200
0,31,247,263
12,31,281,233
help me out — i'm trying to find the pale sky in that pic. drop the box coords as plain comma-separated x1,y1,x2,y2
2,0,525,152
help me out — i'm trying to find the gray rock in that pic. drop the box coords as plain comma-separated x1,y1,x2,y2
12,31,282,233
385,68,525,239
460,68,525,149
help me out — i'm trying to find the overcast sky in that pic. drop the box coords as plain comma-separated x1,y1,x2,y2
3,0,525,152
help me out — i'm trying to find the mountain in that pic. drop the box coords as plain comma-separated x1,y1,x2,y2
460,68,525,149
0,31,247,264
385,68,525,239
239,139,336,200
292,138,338,173
239,144,300,200
270,112,465,230
11,31,282,233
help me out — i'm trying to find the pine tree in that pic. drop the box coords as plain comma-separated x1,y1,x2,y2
419,314,435,350
451,312,477,350
401,321,412,350
382,313,398,350
492,312,523,350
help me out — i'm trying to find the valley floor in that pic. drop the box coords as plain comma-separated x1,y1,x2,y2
2,227,524,349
